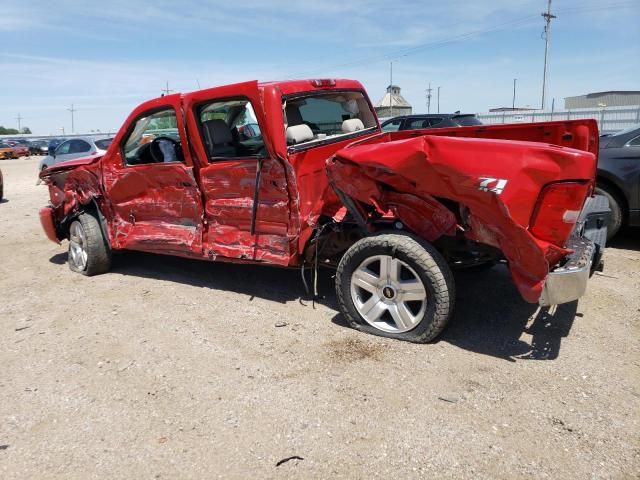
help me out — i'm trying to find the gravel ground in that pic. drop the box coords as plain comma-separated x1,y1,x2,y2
1,157,639,479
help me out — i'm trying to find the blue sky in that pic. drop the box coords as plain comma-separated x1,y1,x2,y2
1,0,638,135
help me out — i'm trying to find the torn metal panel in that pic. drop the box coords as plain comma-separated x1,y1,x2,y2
327,121,599,303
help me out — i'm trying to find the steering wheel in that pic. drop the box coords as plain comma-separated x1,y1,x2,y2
149,136,181,163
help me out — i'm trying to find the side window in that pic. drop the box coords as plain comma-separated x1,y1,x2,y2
406,118,430,130
198,98,265,160
428,117,444,127
627,135,640,146
70,140,91,154
55,141,72,155
382,119,402,132
122,108,182,165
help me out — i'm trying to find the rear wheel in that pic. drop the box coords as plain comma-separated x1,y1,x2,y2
595,185,623,240
336,233,455,343
68,212,111,276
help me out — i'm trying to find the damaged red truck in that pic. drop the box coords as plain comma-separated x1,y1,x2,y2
39,79,609,343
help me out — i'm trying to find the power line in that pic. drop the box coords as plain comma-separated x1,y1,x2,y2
67,104,77,133
289,14,540,77
161,81,174,96
287,0,636,79
541,0,556,109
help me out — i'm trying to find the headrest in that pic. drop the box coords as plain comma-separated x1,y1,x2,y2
285,104,304,126
202,119,232,145
342,118,365,133
286,124,314,145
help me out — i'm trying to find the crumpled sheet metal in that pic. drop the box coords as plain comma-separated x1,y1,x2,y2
327,131,596,303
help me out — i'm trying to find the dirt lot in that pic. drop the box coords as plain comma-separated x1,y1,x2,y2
0,157,638,479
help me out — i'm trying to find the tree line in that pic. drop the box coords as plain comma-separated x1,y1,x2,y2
0,126,32,135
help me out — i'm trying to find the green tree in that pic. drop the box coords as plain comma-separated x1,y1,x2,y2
20,127,32,134
0,126,19,135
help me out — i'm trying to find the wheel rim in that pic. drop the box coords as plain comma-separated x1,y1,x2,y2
350,255,427,333
69,222,88,270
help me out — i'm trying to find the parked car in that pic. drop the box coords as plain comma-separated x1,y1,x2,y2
39,137,113,171
39,79,608,344
596,125,640,239
0,141,15,159
381,113,483,132
5,140,29,158
29,140,49,156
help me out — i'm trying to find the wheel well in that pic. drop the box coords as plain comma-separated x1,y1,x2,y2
596,176,628,219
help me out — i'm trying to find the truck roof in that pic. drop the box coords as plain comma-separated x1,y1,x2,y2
147,78,367,105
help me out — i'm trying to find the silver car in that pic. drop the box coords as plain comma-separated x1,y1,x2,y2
39,137,113,171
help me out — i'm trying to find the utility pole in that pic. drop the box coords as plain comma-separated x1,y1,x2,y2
15,113,23,132
426,83,433,113
541,0,556,109
67,104,77,133
437,86,441,113
512,78,517,110
389,62,393,117
162,81,174,96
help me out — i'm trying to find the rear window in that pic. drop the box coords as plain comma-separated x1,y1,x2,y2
284,91,377,147
453,115,482,126
95,138,113,150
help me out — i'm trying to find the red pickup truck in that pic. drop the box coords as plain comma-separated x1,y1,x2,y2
39,79,609,343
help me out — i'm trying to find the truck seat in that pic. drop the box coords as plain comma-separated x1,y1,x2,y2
202,119,236,158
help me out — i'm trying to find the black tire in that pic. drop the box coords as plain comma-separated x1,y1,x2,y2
595,185,623,240
336,233,455,343
68,212,111,276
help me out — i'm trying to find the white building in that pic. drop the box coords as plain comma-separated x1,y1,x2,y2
375,85,412,118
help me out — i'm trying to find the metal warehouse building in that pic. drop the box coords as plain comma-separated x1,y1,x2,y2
565,91,640,109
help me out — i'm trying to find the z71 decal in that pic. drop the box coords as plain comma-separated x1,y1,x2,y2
478,177,508,195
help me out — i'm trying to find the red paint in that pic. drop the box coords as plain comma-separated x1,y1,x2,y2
39,206,60,244
39,79,599,305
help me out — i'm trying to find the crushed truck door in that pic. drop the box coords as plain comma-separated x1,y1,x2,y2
183,81,293,265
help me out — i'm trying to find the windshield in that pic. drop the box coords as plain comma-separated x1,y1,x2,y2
284,91,377,146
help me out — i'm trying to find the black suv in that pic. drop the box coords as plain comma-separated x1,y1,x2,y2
596,125,640,239
381,113,482,132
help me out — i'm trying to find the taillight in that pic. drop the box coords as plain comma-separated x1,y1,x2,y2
530,181,590,246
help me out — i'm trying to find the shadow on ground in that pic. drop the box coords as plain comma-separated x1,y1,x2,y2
50,251,577,361
608,227,639,251
441,266,577,361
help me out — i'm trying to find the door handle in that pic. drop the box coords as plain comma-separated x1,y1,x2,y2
181,181,192,187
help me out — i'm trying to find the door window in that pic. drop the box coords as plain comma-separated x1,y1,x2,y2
55,141,72,155
406,118,430,129
69,139,91,154
382,119,402,132
122,108,183,165
198,98,265,160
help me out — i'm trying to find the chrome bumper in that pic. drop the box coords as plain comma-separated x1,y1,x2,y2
538,194,609,307
539,237,595,307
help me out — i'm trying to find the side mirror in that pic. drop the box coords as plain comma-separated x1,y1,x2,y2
49,148,56,158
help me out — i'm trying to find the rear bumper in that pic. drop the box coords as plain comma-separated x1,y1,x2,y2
538,194,609,307
39,206,61,244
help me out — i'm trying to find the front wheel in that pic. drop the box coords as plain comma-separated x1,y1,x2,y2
68,212,112,276
336,233,455,343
